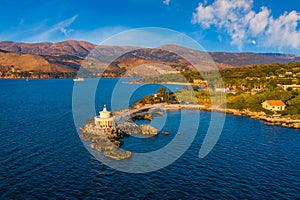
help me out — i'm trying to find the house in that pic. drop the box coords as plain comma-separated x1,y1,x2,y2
277,84,300,91
251,88,261,95
285,71,293,77
262,100,286,111
215,87,230,92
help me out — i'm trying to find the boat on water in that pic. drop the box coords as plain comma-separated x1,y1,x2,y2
73,78,85,82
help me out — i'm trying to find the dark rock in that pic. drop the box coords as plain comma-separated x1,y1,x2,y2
163,131,170,135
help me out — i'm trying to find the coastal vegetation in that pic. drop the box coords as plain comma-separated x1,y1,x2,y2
134,62,300,119
220,62,300,89
217,62,300,118
134,87,171,106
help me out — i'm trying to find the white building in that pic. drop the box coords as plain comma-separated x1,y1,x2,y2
277,84,300,91
94,105,115,128
215,87,230,92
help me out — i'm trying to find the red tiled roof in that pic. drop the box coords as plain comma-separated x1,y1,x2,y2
264,100,286,106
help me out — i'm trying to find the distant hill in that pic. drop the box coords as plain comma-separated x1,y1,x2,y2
209,52,300,66
0,40,300,78
0,40,96,58
0,52,73,72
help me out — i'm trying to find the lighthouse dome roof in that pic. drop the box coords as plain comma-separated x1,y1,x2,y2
99,105,111,119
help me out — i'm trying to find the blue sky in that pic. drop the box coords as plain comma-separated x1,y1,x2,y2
0,0,299,54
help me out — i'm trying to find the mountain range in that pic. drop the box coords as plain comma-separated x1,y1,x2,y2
0,40,299,77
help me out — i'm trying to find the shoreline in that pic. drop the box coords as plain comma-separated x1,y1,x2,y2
0,77,127,80
124,80,193,86
163,104,300,129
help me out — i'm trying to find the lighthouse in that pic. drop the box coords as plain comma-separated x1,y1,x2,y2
94,105,115,128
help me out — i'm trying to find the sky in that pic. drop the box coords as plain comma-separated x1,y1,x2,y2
0,0,299,55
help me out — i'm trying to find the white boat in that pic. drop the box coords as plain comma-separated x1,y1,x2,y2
73,77,84,82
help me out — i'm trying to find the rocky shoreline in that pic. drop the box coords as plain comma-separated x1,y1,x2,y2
226,109,300,129
164,104,300,129
201,107,300,129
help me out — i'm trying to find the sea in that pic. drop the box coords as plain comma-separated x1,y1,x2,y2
0,78,299,199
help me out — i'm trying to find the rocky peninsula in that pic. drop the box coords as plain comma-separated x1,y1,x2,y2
80,106,163,160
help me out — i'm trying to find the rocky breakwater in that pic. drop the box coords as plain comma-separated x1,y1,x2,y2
130,106,164,121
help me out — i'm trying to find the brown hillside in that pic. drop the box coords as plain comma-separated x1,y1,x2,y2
0,52,73,72
0,41,299,67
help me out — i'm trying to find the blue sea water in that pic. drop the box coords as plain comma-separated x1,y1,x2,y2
0,78,300,199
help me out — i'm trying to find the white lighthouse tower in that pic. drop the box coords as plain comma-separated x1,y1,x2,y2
94,105,115,128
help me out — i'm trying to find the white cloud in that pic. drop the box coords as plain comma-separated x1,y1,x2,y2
60,28,68,36
163,0,170,5
26,15,78,42
248,7,270,37
265,11,300,50
192,0,300,51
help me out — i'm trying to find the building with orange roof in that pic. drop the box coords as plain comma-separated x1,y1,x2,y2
262,100,286,111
